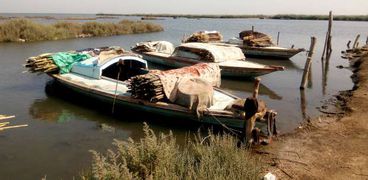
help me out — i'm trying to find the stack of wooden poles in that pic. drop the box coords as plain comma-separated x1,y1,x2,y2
0,115,28,131
128,74,165,103
24,53,59,73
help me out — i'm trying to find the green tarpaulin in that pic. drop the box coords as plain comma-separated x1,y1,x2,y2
51,52,92,74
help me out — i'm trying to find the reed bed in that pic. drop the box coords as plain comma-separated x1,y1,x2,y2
82,123,262,180
98,13,368,21
0,18,163,43
272,14,368,21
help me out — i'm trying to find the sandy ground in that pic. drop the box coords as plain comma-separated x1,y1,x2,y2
261,54,368,179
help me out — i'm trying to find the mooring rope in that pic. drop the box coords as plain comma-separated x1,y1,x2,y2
204,108,242,136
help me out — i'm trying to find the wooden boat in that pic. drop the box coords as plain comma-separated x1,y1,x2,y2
226,39,305,59
132,41,285,78
25,48,277,137
184,30,304,59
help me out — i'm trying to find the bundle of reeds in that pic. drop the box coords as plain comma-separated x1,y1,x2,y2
183,31,223,43
239,30,274,47
24,53,59,73
342,45,368,59
176,46,214,61
128,74,165,103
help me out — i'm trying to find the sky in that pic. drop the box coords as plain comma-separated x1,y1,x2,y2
0,0,367,15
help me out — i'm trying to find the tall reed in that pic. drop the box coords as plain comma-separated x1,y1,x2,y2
83,123,262,180
0,18,163,43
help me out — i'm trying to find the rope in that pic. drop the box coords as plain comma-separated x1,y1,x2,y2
111,65,122,114
204,108,242,136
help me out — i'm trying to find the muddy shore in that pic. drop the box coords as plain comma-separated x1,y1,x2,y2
261,54,368,179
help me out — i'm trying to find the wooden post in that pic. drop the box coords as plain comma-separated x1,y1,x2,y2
327,35,332,55
326,12,333,55
277,32,280,45
321,11,333,60
307,66,313,88
321,32,328,60
253,77,261,99
252,26,254,33
353,34,360,49
366,36,368,45
300,89,307,119
300,37,317,89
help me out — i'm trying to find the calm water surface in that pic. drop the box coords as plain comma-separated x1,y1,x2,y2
1,13,367,179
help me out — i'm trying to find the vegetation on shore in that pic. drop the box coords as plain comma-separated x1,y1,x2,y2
271,14,368,21
0,15,118,21
82,123,262,180
97,13,368,21
0,18,163,42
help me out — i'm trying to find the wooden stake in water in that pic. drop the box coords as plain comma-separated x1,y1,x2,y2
253,77,261,99
300,37,317,89
321,11,333,60
277,32,280,45
326,12,333,55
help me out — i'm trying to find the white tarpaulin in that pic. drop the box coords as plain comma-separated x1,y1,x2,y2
133,41,175,54
175,42,245,62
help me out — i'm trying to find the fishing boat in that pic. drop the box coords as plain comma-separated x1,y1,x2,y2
183,30,304,59
25,47,277,141
226,38,305,59
131,41,285,78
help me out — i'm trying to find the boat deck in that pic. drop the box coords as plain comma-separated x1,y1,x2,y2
59,73,236,111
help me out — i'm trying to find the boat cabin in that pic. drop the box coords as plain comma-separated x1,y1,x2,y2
71,55,148,81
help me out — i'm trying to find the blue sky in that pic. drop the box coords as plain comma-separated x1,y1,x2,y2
0,0,367,15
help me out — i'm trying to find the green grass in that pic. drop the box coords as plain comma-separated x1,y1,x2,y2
0,18,163,43
82,123,262,180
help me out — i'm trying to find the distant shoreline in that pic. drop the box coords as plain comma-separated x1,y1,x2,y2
1,14,367,22
97,13,368,21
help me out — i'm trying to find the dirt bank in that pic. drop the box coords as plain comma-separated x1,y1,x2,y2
262,54,368,179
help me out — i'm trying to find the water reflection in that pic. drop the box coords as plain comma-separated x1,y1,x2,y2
221,79,282,100
247,57,303,71
308,66,313,88
29,98,75,123
322,52,332,95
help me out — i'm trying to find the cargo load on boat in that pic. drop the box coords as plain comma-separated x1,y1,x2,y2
238,30,274,47
128,63,221,114
182,31,223,43
24,46,136,74
131,41,175,54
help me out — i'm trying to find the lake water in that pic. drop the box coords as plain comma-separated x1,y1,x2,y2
1,13,367,179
